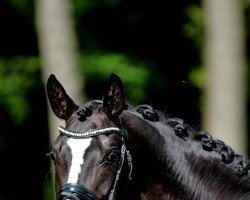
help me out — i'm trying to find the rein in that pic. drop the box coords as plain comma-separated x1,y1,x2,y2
57,126,133,200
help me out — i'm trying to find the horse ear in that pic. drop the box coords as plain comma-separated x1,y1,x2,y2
102,73,126,119
47,74,79,120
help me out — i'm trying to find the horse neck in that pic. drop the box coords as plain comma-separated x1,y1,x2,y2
120,110,250,200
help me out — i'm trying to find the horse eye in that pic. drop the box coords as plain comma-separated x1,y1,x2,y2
47,152,57,162
107,149,119,162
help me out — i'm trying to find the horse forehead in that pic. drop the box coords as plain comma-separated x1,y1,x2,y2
98,134,120,148
66,136,111,149
66,138,93,159
64,112,108,141
67,138,92,151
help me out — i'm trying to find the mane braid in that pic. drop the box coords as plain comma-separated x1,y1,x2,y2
134,104,250,177
170,118,250,177
134,104,160,122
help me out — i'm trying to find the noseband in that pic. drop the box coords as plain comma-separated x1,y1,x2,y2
57,126,133,200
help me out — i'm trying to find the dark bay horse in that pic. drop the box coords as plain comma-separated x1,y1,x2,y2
46,73,250,200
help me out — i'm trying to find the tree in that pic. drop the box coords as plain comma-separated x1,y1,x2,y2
35,0,84,198
202,0,248,155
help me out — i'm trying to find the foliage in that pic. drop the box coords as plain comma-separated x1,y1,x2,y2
9,0,34,21
79,52,153,103
73,0,99,18
183,5,204,50
188,66,205,90
73,0,122,19
43,176,55,200
0,56,40,124
0,53,153,126
183,4,205,103
183,5,205,112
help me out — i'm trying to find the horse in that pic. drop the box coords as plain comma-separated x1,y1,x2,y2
46,73,250,200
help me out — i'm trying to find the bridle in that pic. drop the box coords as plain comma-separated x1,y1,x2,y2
56,126,133,200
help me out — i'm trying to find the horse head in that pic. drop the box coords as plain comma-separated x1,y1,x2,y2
47,73,134,200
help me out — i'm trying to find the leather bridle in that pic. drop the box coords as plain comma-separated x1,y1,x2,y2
56,126,133,200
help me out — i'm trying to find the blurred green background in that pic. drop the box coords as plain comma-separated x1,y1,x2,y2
0,0,249,199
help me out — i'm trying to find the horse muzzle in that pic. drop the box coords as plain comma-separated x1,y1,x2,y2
57,183,99,200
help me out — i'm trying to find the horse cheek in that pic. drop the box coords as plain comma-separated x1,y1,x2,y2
97,168,116,197
55,166,64,192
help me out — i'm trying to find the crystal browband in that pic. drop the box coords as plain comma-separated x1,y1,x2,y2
58,126,124,139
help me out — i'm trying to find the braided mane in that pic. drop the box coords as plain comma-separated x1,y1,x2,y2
134,104,250,178
77,101,250,179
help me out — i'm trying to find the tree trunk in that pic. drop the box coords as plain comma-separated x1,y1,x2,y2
202,0,247,155
36,0,84,142
35,0,84,198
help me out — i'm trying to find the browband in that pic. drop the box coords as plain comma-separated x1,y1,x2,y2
58,126,124,139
